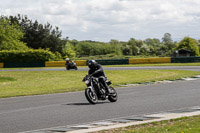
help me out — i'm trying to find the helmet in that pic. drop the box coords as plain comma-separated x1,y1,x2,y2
65,58,69,61
88,60,96,68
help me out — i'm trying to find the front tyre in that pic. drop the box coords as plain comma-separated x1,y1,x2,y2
108,87,118,102
85,88,98,104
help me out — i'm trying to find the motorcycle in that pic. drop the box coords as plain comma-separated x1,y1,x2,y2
82,75,118,104
66,61,78,70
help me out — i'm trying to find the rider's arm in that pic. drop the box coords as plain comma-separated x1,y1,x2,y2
90,64,103,76
88,69,93,75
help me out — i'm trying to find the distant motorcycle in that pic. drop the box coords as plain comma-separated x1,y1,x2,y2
66,61,78,70
82,75,118,104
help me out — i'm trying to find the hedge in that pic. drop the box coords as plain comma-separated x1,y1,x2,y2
0,49,57,63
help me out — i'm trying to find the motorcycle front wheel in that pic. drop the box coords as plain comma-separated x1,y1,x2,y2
108,87,118,102
85,88,98,104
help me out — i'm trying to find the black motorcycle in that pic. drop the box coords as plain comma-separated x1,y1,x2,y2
66,61,78,70
82,75,118,104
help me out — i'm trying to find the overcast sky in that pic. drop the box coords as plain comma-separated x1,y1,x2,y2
1,0,200,42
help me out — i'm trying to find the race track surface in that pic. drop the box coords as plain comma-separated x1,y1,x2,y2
1,66,200,71
0,66,200,133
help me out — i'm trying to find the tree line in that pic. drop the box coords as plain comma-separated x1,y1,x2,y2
0,14,200,60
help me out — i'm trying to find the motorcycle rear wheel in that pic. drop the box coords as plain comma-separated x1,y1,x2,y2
66,66,70,70
108,87,118,102
85,88,98,104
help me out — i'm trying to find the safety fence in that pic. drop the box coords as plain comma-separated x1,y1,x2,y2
2,62,45,68
45,60,87,67
0,63,3,68
129,57,171,64
171,56,200,63
96,59,129,65
0,57,200,68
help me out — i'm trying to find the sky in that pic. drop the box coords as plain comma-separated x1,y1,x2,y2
1,0,200,42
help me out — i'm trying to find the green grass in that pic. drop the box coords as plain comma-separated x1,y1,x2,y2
96,115,200,133
0,70,200,98
0,76,16,83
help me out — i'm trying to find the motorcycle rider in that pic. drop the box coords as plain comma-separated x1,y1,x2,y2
88,60,113,94
65,58,71,64
65,58,71,69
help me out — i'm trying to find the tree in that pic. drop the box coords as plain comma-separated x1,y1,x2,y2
75,41,93,56
161,33,176,56
198,40,200,49
4,14,64,53
140,44,150,55
122,44,132,55
127,38,139,55
0,17,28,50
176,37,199,56
62,41,76,58
144,38,161,56
162,33,172,43
109,39,122,55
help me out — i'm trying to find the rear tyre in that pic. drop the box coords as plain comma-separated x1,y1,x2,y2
108,87,118,102
85,88,98,104
66,66,70,70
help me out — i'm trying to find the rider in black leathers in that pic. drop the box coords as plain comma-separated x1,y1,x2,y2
65,58,71,68
88,60,112,94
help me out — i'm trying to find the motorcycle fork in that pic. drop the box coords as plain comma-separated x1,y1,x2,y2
92,79,104,96
90,80,97,94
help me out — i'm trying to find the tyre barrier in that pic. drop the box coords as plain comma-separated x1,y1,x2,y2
1,57,200,68
96,59,129,65
129,57,171,64
3,62,45,68
0,63,3,68
45,60,87,67
45,61,65,67
171,56,200,63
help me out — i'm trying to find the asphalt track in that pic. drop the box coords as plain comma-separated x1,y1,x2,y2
0,66,200,133
1,66,200,71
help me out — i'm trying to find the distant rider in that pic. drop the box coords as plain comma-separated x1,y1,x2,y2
88,60,113,94
65,58,71,69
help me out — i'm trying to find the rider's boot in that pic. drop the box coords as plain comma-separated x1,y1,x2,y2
103,81,114,94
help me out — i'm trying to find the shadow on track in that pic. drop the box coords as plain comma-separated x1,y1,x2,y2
64,102,109,106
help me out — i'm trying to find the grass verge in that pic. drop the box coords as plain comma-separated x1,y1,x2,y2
94,115,200,133
0,77,16,83
0,70,200,98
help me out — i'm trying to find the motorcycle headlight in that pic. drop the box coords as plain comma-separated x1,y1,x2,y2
85,80,89,84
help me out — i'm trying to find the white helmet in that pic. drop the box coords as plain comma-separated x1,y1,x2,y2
66,58,69,61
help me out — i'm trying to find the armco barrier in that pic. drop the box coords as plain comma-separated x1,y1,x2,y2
95,59,129,65
171,56,200,63
45,61,65,67
0,63,3,68
2,57,200,68
45,60,87,67
129,57,171,64
74,60,87,66
3,62,45,68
